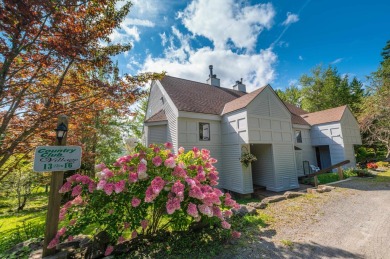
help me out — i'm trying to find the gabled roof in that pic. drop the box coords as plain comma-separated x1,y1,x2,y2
159,76,246,115
300,105,347,126
144,109,167,123
283,102,310,126
221,86,267,115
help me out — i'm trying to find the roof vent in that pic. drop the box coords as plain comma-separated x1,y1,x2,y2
233,78,246,93
206,65,220,87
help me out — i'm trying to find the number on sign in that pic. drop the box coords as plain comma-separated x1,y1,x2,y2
43,164,53,170
64,163,73,169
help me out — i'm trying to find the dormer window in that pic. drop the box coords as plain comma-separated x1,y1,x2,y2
199,123,210,141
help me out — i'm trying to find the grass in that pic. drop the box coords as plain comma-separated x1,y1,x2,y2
280,239,294,248
373,169,390,183
0,188,48,253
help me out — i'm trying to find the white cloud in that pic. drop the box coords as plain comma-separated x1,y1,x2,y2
160,32,168,46
282,12,299,26
178,0,275,50
109,26,140,44
122,18,155,27
140,27,277,92
298,55,303,60
331,58,343,64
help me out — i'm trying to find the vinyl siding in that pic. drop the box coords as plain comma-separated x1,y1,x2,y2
147,125,167,145
272,144,299,191
145,83,164,120
293,127,316,175
251,144,275,189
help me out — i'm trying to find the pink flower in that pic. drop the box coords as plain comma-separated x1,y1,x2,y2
131,231,138,239
69,219,76,226
131,197,141,207
198,204,213,217
164,142,173,149
203,192,221,206
152,156,162,166
88,183,96,193
212,206,223,219
68,235,74,241
47,237,59,249
95,163,106,171
224,198,237,208
223,210,233,218
57,227,66,237
96,180,107,190
185,178,196,187
172,166,187,178
195,171,206,182
128,172,138,183
187,203,199,218
102,168,114,178
118,236,125,243
153,146,160,153
209,158,218,164
164,157,176,168
145,186,157,202
141,220,148,229
166,197,181,214
67,174,81,183
124,222,130,229
151,177,165,194
105,245,114,256
71,195,83,205
171,180,185,197
71,185,82,197
221,221,231,229
137,164,148,180
189,185,205,200
232,231,241,238
59,182,72,193
114,180,126,193
178,147,185,154
103,183,114,195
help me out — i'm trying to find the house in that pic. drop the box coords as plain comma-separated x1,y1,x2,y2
143,66,362,194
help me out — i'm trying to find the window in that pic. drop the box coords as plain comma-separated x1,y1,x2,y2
199,123,210,141
295,130,302,143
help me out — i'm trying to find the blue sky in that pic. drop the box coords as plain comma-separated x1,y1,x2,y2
112,0,390,91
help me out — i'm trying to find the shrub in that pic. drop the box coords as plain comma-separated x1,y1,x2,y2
51,143,240,254
376,161,389,168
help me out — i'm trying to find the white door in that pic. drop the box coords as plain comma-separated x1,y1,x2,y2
295,150,303,176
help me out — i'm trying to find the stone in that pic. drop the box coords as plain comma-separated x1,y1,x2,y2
284,191,305,199
56,240,81,250
246,202,266,209
85,231,110,259
307,188,318,194
232,205,257,216
318,185,335,190
262,195,286,203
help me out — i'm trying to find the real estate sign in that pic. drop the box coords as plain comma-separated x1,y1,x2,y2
33,146,82,172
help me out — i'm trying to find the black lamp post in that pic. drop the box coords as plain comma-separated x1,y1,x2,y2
55,122,68,145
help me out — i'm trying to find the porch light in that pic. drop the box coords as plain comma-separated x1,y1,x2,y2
55,122,68,144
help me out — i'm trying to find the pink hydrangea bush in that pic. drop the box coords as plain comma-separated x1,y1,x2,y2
53,143,240,248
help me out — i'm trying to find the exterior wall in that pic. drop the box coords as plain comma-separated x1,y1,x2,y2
251,144,275,189
340,108,362,168
272,144,299,191
145,81,178,152
220,110,247,193
177,117,222,172
147,125,167,146
246,87,298,191
293,127,316,176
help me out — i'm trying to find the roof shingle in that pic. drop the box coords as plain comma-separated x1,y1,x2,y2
301,106,347,126
144,109,167,123
221,86,266,115
159,76,245,115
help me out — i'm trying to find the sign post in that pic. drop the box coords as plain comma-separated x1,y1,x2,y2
42,115,68,257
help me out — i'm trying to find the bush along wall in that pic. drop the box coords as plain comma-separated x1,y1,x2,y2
52,143,240,256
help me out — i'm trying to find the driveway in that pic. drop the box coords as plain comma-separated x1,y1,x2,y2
221,176,390,259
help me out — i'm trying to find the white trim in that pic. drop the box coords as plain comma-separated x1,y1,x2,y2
155,80,179,116
144,121,168,126
178,111,221,121
293,123,311,129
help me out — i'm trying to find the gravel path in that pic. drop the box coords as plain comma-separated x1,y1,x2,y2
221,177,390,259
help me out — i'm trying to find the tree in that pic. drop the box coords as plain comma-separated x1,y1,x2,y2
0,1,162,181
299,65,365,113
129,95,148,139
360,41,390,159
275,84,302,107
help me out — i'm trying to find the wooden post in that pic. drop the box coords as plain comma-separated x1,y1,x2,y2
42,115,68,257
314,175,319,187
338,166,344,180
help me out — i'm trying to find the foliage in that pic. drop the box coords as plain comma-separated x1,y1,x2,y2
275,84,302,108
240,152,257,167
128,95,149,140
0,0,163,181
299,65,365,113
376,161,389,168
359,40,390,159
52,143,240,255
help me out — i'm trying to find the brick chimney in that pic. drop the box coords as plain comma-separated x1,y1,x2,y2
206,65,220,87
233,78,246,93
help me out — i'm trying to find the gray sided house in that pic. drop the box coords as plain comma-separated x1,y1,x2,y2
143,70,362,194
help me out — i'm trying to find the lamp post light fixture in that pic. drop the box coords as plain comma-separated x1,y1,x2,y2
55,122,68,145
